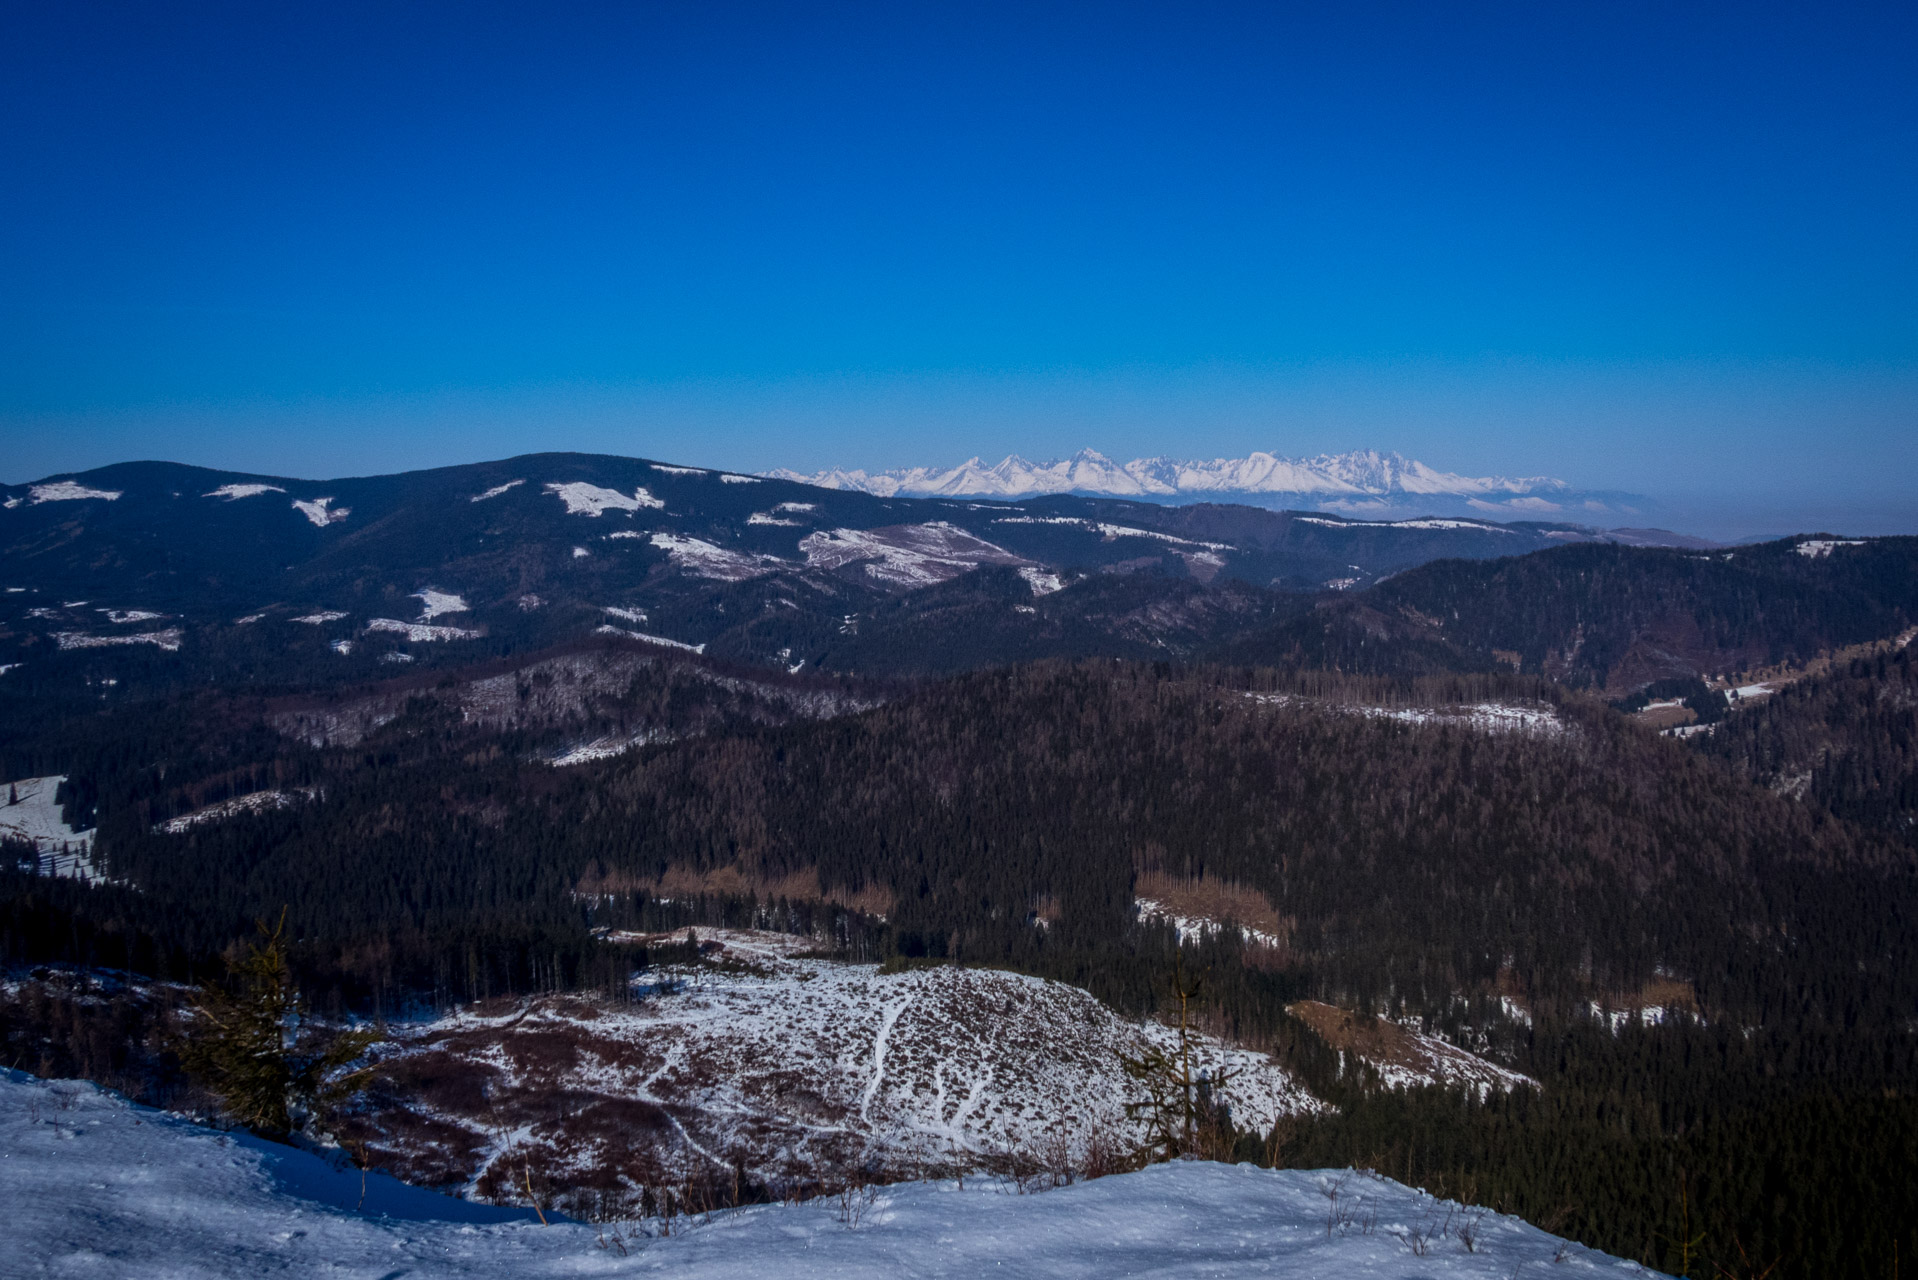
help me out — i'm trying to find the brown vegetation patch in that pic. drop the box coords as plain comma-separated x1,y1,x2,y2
1133,870,1287,940
576,862,896,919
1287,999,1430,1075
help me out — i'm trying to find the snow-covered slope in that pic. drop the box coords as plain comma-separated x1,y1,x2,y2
1,1069,1664,1278
0,774,103,881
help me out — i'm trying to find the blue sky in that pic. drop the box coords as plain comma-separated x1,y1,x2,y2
3,2,1914,534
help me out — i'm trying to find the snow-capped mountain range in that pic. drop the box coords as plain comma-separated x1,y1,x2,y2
765,448,1592,516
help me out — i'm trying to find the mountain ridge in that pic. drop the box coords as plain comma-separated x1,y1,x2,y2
763,447,1639,520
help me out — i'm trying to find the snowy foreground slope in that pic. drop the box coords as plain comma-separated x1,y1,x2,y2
2,1072,1666,1279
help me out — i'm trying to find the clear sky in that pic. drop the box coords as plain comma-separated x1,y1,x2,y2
3,2,1914,535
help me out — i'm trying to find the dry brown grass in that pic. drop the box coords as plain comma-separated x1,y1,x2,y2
1287,1000,1432,1076
1133,870,1289,940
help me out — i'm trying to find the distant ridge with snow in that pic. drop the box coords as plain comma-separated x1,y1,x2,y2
763,448,1634,519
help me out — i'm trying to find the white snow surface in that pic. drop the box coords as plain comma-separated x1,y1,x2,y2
28,480,123,504
0,1069,1658,1279
0,775,103,881
746,512,801,526
1135,898,1285,951
365,618,482,642
547,730,674,767
291,497,350,527
204,483,285,500
991,515,1231,551
650,463,708,475
54,628,183,652
471,479,525,502
594,624,705,653
152,789,309,834
414,589,470,620
291,611,349,625
800,523,1029,588
1243,694,1565,738
545,482,665,516
1795,538,1866,558
648,532,788,581
99,609,167,623
718,473,760,483
1019,567,1065,596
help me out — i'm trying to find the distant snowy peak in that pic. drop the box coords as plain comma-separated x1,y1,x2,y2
766,449,1566,502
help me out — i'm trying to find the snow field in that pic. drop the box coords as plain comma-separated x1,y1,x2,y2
366,618,482,642
291,497,349,526
799,523,1029,588
646,533,787,581
1241,693,1565,738
53,628,183,652
152,789,310,834
546,482,665,515
28,480,123,503
414,589,470,620
0,1067,1670,1278
0,775,103,882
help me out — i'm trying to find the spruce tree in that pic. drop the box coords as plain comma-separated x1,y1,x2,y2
180,912,375,1139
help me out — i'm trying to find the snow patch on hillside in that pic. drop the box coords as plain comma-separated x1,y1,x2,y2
154,789,311,834
100,608,167,623
292,497,349,526
992,515,1231,551
594,624,706,653
1135,899,1284,950
54,628,183,652
1242,693,1564,738
413,589,469,620
1019,567,1065,596
0,776,103,882
651,464,708,476
204,483,285,500
29,480,122,504
548,730,674,766
801,523,1030,588
291,611,349,624
649,532,787,581
470,479,524,502
545,482,664,516
1796,538,1866,558
366,618,482,643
